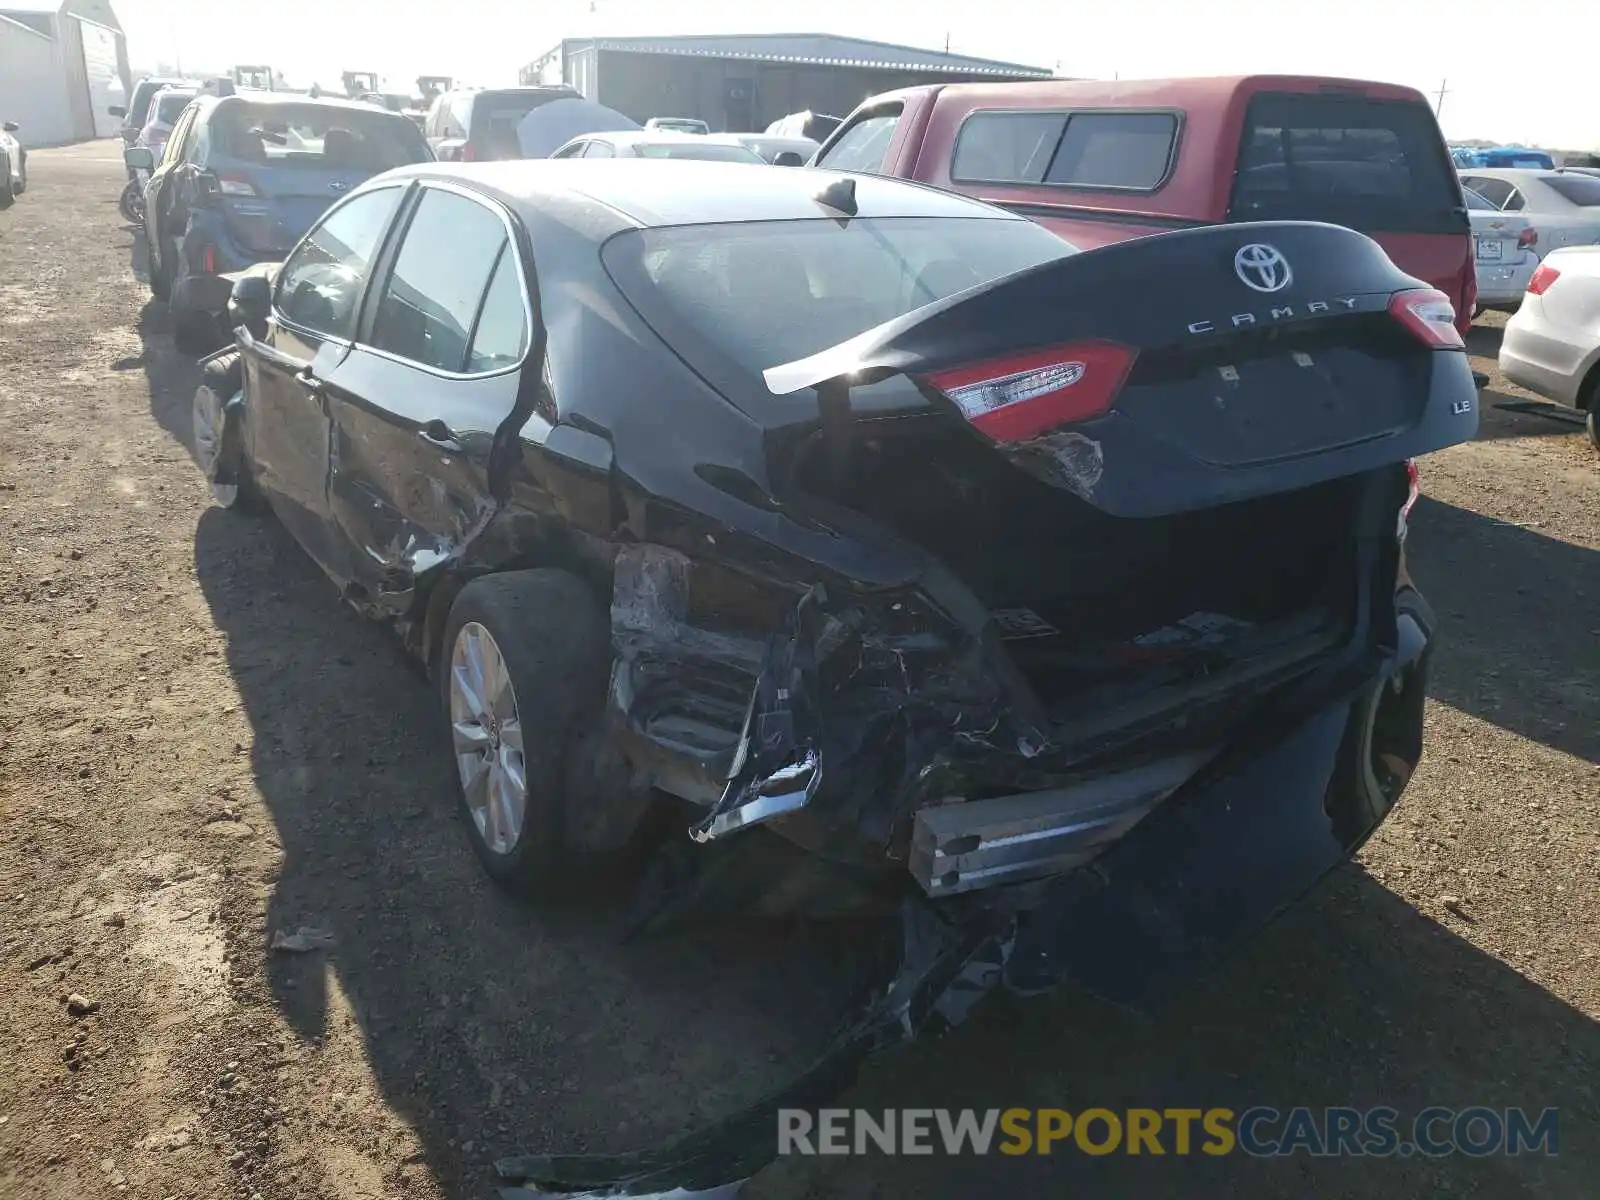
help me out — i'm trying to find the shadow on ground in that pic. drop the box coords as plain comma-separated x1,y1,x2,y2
189,507,880,1197
1407,495,1600,764
750,866,1599,1198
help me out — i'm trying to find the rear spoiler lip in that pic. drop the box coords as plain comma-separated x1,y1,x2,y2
761,218,1416,399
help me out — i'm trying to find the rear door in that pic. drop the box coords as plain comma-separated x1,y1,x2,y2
319,184,530,609
241,184,406,576
1228,91,1472,328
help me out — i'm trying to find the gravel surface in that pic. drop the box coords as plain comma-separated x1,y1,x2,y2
1,142,1596,1200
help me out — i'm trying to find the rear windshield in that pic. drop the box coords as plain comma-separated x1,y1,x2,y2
154,93,195,124
471,91,573,152
1546,175,1600,206
635,142,763,163
129,81,167,125
212,103,430,170
952,111,1179,190
1230,93,1465,234
603,217,1075,395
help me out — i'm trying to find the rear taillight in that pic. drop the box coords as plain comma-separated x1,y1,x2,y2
460,142,478,162
1398,459,1420,541
1527,264,1560,296
1517,226,1538,250
1388,288,1464,349
918,341,1137,442
217,173,258,197
202,243,216,273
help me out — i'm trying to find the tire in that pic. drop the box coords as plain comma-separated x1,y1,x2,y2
1587,407,1599,455
439,570,611,897
118,179,142,223
192,351,262,511
12,154,23,195
0,154,13,211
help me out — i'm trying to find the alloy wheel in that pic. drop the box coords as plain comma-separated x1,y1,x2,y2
449,621,528,857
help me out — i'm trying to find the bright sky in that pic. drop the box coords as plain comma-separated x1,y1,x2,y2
116,0,1598,150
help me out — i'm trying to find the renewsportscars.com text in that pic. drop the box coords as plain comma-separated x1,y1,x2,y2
777,1106,1559,1158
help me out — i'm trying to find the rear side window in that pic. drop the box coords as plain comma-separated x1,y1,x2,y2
1230,93,1465,234
816,108,901,174
1461,176,1513,208
466,250,529,373
1546,175,1600,206
371,188,509,373
953,110,1178,190
276,186,402,339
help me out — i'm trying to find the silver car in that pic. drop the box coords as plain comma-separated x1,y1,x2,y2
1499,245,1600,448
0,120,25,207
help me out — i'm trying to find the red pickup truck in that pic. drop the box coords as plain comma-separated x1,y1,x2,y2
813,74,1476,335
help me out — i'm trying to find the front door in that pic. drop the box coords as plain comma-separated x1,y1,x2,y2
240,184,407,580
319,184,531,611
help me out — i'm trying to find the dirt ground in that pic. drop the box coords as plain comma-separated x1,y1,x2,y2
1,141,1596,1200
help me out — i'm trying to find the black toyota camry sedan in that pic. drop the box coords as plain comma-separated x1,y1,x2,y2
194,160,1477,1191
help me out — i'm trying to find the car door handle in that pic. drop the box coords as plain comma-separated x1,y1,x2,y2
295,369,323,396
419,419,461,452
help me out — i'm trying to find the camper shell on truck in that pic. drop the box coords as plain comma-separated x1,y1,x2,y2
815,74,1477,334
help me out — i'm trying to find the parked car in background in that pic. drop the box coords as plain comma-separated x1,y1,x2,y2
1465,186,1540,309
137,86,201,161
548,130,765,163
1457,169,1600,252
816,75,1478,336
1499,246,1600,447
706,132,819,165
110,75,189,149
643,116,709,135
424,85,581,161
127,92,432,351
0,120,25,208
193,167,1474,1200
765,110,843,141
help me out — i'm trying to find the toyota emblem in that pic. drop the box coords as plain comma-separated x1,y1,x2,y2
1234,243,1293,293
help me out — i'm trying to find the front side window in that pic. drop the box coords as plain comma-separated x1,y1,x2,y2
276,186,402,340
370,188,509,372
582,141,614,159
815,108,901,174
160,110,194,166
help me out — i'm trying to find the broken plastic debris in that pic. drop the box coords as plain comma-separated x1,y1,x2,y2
269,927,336,953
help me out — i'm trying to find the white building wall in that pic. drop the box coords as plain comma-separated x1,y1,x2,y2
0,16,74,146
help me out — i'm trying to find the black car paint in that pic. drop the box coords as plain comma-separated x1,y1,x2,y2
208,161,1478,1198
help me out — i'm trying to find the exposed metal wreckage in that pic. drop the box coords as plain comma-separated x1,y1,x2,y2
487,533,1437,1198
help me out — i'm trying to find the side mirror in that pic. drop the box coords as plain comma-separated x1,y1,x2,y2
108,105,126,118
123,145,155,170
773,151,805,167
229,275,271,341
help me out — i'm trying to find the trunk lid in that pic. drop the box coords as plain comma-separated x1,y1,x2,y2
215,162,378,257
765,219,1479,519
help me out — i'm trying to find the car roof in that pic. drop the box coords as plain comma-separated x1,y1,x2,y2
376,159,1018,230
